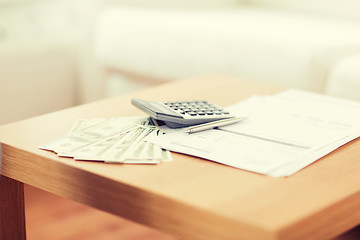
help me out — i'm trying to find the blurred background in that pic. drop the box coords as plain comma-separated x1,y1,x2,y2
1,0,360,125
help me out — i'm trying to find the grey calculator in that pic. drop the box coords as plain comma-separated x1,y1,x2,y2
131,99,234,128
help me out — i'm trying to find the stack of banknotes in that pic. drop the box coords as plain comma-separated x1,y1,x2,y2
39,116,172,164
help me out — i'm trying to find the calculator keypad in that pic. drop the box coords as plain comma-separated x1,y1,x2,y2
164,101,230,118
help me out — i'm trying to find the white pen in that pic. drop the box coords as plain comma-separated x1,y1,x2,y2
185,117,247,134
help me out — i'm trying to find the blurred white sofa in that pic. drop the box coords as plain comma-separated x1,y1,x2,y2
0,0,102,125
94,0,360,99
0,41,76,125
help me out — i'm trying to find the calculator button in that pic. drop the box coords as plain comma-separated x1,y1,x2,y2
154,100,234,123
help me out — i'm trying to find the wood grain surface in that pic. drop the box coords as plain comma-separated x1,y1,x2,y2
24,185,359,240
25,184,176,240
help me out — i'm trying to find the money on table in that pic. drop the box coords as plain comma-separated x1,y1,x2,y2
39,116,172,164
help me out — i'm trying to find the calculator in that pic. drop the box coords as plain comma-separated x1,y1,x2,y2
131,99,234,128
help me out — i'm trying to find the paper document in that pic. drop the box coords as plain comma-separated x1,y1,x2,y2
145,89,360,177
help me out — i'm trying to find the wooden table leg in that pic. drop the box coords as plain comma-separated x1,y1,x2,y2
0,175,26,240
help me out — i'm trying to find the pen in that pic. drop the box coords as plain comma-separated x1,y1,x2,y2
185,117,247,134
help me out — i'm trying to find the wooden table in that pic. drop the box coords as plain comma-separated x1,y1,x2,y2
1,75,359,240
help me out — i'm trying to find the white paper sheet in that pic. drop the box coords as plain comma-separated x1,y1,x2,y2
145,89,360,177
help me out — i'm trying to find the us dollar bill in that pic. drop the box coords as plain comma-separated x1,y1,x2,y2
39,117,172,164
160,148,173,162
68,118,106,134
40,119,140,157
73,133,126,161
104,126,156,163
